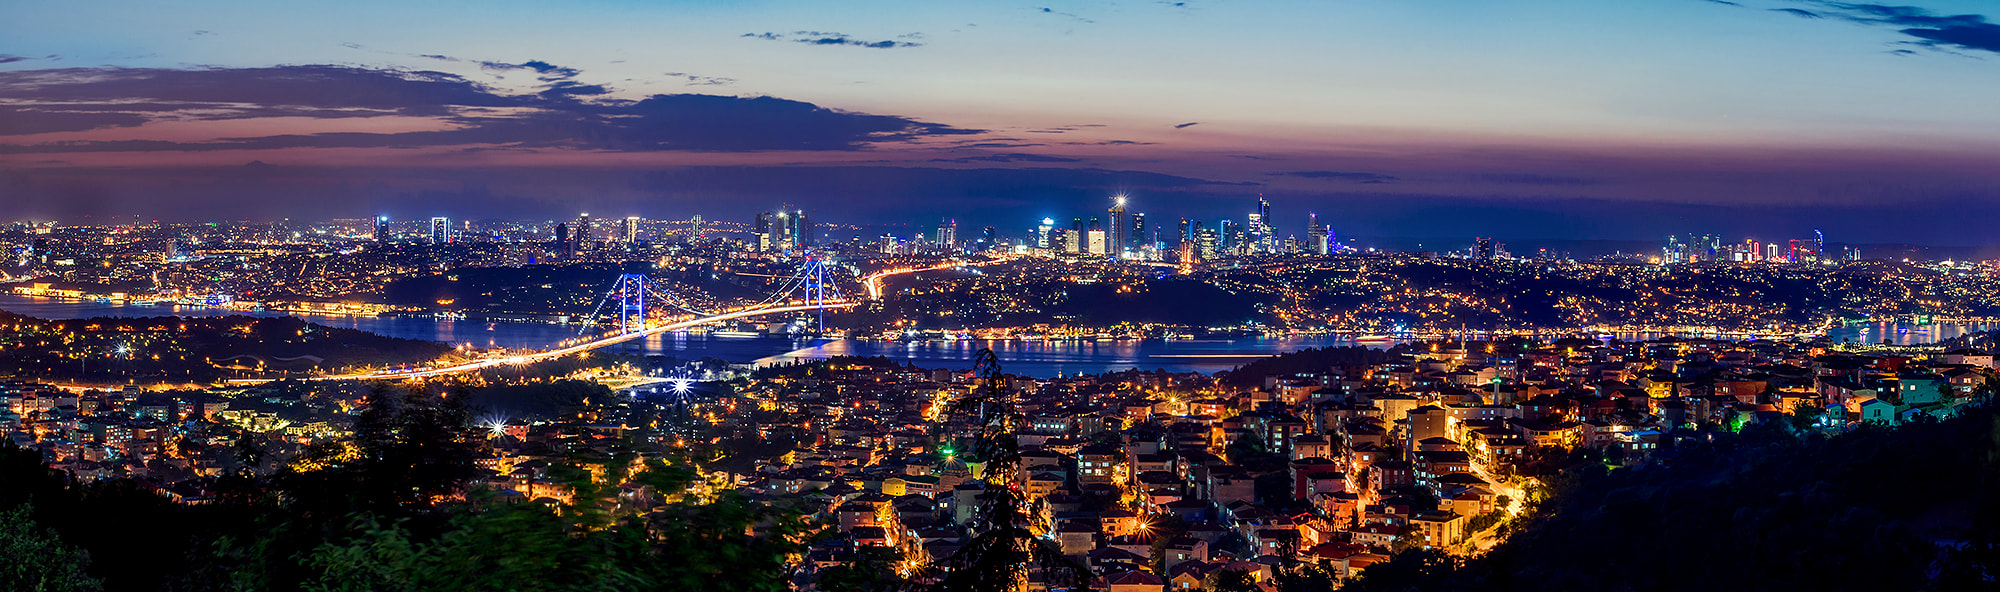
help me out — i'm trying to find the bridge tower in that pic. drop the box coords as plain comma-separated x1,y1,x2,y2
613,273,648,334
800,253,838,333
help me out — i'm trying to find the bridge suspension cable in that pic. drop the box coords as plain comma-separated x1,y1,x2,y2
577,253,849,336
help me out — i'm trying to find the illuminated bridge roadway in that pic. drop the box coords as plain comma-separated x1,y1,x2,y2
862,256,1013,299
239,255,1012,384
236,301,856,384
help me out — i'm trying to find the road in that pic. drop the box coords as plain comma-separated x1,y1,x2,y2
230,301,856,384
861,257,1013,299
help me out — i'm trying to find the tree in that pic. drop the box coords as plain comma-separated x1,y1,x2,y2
928,349,1084,592
1785,400,1827,432
815,546,911,592
0,504,102,592
1205,568,1259,592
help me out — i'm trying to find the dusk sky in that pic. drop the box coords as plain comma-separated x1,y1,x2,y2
4,0,2000,243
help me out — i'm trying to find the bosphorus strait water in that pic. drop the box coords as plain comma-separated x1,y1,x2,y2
2,294,1985,378
0,294,1368,377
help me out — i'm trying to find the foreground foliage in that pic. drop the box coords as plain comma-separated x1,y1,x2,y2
1341,403,2000,592
0,382,810,592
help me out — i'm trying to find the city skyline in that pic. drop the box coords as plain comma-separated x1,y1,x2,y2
6,1,2000,242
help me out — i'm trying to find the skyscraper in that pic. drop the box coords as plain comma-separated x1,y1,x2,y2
574,213,593,251
1308,212,1331,256
1107,196,1126,258
1131,212,1146,253
375,215,389,243
1195,222,1219,260
1251,195,1273,253
755,206,809,253
793,209,811,248
689,214,705,242
622,216,640,244
754,212,773,251
1474,237,1495,260
1037,217,1054,249
936,218,958,250
429,216,451,244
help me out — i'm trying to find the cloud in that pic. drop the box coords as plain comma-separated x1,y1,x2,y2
0,66,522,136
930,152,1083,163
1707,1,2000,56
1059,140,1157,146
664,72,736,86
0,65,977,150
0,107,150,135
537,80,610,99
741,31,922,48
1817,2,2000,54
0,55,30,64
1036,7,1096,23
1274,170,1398,183
480,59,582,80
1173,122,1200,129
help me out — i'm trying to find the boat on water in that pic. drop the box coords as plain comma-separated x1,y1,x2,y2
709,330,762,338
130,300,160,306
1354,334,1394,343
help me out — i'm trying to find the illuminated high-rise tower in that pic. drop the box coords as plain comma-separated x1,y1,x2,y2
1070,217,1085,254
1131,212,1146,253
754,206,809,252
1308,212,1331,255
788,208,804,247
1107,195,1127,258
429,217,451,244
936,218,958,249
574,213,593,250
622,216,640,244
1194,221,1219,259
1251,195,1273,253
755,212,773,251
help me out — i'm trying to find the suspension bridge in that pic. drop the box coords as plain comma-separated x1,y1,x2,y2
259,255,855,382
225,254,1022,384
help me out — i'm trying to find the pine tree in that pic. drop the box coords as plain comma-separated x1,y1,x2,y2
928,350,1083,592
